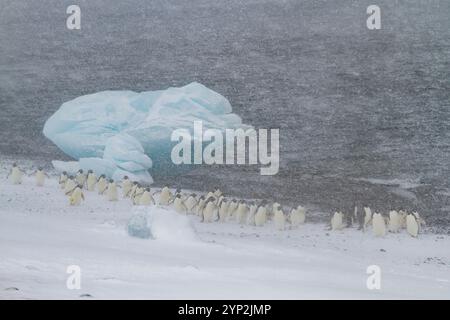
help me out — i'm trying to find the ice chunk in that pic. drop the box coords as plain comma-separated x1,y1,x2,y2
52,160,80,175
43,82,249,180
127,211,152,239
127,207,198,243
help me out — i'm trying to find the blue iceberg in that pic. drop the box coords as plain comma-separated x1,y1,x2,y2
43,82,248,182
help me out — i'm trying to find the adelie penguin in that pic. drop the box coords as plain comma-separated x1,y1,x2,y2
158,186,172,206
173,194,187,214
235,200,249,224
273,203,286,231
406,212,424,237
289,205,306,227
246,201,258,225
106,179,118,201
75,169,87,188
388,210,401,233
331,211,345,231
202,197,218,223
69,187,85,206
132,184,145,205
34,167,49,187
254,202,268,227
372,213,386,237
97,175,108,195
218,199,229,222
8,163,23,185
86,170,97,191
121,176,132,198
196,195,207,216
184,193,198,214
59,171,68,189
64,176,78,196
227,199,238,218
139,187,155,206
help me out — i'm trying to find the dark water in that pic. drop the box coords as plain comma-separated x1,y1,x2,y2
1,1,449,230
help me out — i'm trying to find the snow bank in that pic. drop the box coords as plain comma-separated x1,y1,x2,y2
128,207,198,243
43,82,249,182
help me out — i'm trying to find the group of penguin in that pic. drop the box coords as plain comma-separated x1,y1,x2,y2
330,207,425,237
7,163,424,236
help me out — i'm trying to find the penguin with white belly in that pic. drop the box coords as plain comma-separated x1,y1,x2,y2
69,187,85,206
139,187,155,206
202,197,218,223
289,205,306,227
372,213,386,237
218,198,229,222
246,202,258,226
254,201,268,227
8,163,23,185
227,199,238,218
132,185,145,205
406,214,419,237
388,210,401,233
86,170,97,191
34,167,48,187
106,179,118,201
121,176,132,198
75,169,87,188
158,186,172,206
363,206,372,231
64,176,78,196
59,171,68,189
184,193,198,214
97,175,108,195
273,204,286,231
235,200,249,224
196,196,207,216
331,211,345,231
173,194,187,214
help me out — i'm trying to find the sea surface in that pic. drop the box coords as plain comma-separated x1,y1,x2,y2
1,0,449,230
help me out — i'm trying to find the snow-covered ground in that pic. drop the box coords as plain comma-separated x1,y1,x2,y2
1,172,449,300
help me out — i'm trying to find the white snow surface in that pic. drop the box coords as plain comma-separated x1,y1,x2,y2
1,174,449,300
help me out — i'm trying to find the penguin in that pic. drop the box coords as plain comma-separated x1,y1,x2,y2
406,213,419,237
59,171,68,189
64,176,78,196
235,200,249,224
372,213,386,237
132,185,145,205
174,188,186,202
86,170,97,191
106,179,118,201
398,210,408,229
202,198,218,223
331,211,345,231
75,169,87,188
196,196,207,216
388,210,401,233
34,167,48,187
290,205,306,227
184,193,198,214
121,176,132,198
273,204,286,231
213,187,222,198
227,199,238,218
128,181,139,198
8,163,23,185
69,187,84,206
218,199,230,222
246,202,258,225
254,203,268,227
158,186,172,205
97,175,108,195
363,207,372,231
173,194,187,214
139,187,155,206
